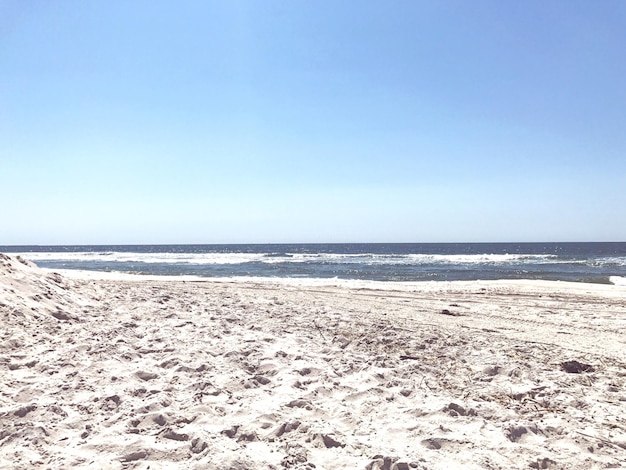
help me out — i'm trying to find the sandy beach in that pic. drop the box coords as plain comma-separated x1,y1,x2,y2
1,253,626,469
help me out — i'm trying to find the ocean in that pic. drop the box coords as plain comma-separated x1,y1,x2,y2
2,243,626,285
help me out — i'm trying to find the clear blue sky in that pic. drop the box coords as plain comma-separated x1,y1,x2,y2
2,1,625,244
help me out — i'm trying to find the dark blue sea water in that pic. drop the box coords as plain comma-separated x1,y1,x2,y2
2,243,626,284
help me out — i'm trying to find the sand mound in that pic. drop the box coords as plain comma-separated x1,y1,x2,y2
0,253,90,324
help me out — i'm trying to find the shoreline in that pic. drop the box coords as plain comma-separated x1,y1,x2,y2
2,254,626,468
45,267,626,293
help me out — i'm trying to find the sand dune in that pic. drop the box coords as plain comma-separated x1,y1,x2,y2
1,253,626,469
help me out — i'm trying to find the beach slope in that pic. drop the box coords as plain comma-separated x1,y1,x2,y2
1,254,625,469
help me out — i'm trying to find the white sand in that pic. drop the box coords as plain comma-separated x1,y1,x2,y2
1,253,626,469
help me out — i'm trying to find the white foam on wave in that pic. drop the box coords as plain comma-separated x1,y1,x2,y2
16,251,563,266
250,252,560,266
15,252,267,265
406,253,558,264
609,276,626,286
595,257,626,267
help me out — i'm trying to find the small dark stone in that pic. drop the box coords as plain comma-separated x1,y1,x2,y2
561,360,594,373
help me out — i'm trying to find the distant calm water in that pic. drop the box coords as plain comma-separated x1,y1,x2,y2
3,243,626,284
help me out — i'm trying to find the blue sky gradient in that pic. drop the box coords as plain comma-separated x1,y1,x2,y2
2,1,625,244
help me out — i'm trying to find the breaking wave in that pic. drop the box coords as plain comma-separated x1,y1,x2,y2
15,251,567,266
